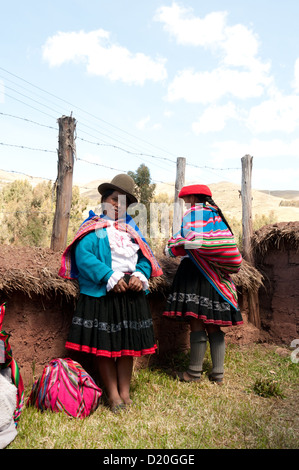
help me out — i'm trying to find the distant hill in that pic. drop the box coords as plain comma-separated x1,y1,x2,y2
0,170,298,224
0,169,49,190
77,178,299,224
259,190,299,200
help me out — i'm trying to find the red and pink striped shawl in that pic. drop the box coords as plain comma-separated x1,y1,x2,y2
59,214,163,280
167,205,242,310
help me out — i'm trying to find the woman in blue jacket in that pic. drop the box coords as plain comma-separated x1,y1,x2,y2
59,174,162,413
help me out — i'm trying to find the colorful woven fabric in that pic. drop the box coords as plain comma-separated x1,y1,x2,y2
27,358,102,418
0,303,25,426
167,205,242,310
59,211,163,280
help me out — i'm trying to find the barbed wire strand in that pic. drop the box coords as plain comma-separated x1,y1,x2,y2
0,68,241,185
0,67,178,158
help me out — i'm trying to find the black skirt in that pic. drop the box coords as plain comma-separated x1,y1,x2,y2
66,290,157,358
163,257,243,327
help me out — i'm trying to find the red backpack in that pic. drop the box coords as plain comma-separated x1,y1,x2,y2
27,358,102,418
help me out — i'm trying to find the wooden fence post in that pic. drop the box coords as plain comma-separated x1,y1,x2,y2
173,157,186,234
241,155,254,263
241,154,261,328
50,115,76,252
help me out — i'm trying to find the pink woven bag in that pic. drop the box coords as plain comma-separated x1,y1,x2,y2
27,358,102,418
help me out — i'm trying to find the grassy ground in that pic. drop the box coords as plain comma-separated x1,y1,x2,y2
7,343,299,450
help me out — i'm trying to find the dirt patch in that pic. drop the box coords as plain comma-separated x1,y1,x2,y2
1,291,74,386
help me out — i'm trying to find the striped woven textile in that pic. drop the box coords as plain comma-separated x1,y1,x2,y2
59,212,163,280
0,303,25,426
167,204,242,310
27,358,102,418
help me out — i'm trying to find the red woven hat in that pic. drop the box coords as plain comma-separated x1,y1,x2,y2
178,184,212,198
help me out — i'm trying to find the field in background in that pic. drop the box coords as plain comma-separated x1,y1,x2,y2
75,178,299,222
1,169,298,232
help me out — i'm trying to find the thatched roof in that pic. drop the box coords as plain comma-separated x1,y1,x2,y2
0,244,262,299
231,259,263,293
150,256,263,294
0,245,78,300
252,221,299,259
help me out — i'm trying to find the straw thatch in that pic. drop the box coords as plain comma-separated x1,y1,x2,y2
150,256,263,294
252,221,299,259
231,259,263,293
0,245,78,300
0,244,263,300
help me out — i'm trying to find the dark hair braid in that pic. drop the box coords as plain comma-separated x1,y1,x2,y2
206,196,234,235
195,194,234,235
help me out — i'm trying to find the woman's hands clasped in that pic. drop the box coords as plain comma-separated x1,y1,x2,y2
113,275,143,293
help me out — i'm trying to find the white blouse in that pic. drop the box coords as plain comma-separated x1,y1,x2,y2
105,221,149,292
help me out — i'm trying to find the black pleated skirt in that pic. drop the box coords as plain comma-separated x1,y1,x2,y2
163,257,243,327
66,290,157,358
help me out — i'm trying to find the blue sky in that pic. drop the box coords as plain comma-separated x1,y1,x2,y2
1,0,299,191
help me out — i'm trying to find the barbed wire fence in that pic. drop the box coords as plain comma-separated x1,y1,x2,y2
0,105,257,323
0,107,242,227
0,112,240,189
0,67,253,253
0,113,245,238
0,106,251,249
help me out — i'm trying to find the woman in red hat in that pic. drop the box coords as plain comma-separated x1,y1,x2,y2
163,184,243,384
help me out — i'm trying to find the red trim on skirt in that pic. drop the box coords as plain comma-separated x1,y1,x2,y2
65,341,157,358
163,311,243,326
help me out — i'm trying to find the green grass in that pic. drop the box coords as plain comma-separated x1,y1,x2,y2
7,343,299,450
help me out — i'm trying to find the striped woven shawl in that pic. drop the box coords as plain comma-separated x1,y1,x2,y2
59,211,163,280
167,204,242,309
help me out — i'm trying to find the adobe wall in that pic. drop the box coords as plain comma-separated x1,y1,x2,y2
1,290,192,387
1,292,74,387
1,290,257,388
257,249,299,345
2,241,298,388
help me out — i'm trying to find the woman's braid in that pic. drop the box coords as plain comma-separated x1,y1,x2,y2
205,196,234,235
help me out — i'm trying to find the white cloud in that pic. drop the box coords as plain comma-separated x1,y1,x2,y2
204,138,299,188
293,58,299,93
154,4,227,46
247,92,299,134
42,29,167,85
192,102,239,134
166,67,270,104
252,166,299,190
220,24,260,69
156,3,271,104
155,3,266,68
0,80,4,103
211,138,299,164
136,116,151,130
136,115,161,131
250,138,299,158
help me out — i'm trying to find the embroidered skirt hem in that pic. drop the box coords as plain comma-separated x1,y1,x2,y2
163,258,243,327
66,291,157,357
